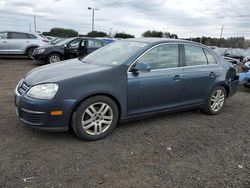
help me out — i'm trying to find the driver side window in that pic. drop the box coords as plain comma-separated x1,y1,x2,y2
137,44,179,70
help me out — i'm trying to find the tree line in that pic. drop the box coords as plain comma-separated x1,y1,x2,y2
42,28,250,48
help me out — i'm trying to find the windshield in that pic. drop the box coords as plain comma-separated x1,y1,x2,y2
52,38,66,45
56,38,76,46
82,40,148,66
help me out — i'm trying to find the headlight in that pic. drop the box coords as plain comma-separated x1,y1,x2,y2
37,49,46,54
27,83,59,99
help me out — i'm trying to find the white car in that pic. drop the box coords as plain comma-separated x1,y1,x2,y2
0,31,49,59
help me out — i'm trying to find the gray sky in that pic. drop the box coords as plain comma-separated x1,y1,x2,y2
0,0,249,38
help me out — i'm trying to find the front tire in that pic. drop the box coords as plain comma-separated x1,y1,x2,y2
72,96,119,141
203,86,226,115
48,53,61,63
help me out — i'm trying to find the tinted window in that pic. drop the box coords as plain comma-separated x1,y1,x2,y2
9,32,29,39
137,44,179,70
184,45,207,66
28,34,37,39
204,49,217,64
0,32,7,39
88,40,103,48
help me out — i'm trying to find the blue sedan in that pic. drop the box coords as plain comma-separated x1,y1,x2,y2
15,38,239,140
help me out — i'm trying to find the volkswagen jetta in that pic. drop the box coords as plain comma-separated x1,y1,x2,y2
14,38,239,140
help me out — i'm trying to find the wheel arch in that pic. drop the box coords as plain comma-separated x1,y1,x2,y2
68,93,122,128
25,45,38,54
48,51,63,58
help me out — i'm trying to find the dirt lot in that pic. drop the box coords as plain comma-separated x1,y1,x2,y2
0,58,250,188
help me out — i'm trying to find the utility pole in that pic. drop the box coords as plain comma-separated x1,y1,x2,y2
109,28,113,38
220,25,224,39
219,25,224,47
88,7,99,36
34,16,37,32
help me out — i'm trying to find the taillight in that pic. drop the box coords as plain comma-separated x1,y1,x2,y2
42,39,49,43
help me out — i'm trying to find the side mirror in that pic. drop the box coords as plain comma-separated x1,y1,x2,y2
224,53,230,57
132,62,151,73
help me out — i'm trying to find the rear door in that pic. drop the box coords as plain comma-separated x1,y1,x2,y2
8,32,31,54
181,44,219,105
0,32,9,54
87,39,104,54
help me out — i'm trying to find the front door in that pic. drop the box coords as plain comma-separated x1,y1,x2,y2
127,44,183,115
67,38,82,58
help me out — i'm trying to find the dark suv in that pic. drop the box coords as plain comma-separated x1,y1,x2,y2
33,37,105,64
15,38,239,140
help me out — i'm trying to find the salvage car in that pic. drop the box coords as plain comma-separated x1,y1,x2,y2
15,38,239,140
33,37,105,64
214,47,247,62
0,31,48,59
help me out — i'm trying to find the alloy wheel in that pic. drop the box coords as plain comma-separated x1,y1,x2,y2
81,102,113,135
49,55,60,63
210,89,225,112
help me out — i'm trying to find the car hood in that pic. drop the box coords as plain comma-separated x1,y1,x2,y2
24,59,111,85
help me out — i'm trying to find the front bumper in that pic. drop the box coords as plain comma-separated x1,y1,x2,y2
15,89,77,131
33,53,48,62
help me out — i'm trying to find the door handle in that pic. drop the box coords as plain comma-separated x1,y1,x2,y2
3,41,7,43
26,41,30,43
209,72,216,77
173,75,182,81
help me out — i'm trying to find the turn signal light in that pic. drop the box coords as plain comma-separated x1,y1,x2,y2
51,111,63,116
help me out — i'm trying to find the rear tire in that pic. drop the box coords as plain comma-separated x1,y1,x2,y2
203,86,227,115
26,47,36,59
72,95,119,141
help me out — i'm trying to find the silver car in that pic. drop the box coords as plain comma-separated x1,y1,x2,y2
0,31,48,59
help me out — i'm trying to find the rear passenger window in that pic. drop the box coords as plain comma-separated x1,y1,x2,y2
9,32,29,39
137,44,179,69
204,49,217,64
184,45,207,66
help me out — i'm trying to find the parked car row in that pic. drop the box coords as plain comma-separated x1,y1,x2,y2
0,30,116,63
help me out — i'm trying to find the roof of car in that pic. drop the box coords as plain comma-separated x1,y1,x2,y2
1,31,38,34
126,37,206,46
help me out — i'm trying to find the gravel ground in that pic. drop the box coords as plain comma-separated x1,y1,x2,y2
0,58,250,188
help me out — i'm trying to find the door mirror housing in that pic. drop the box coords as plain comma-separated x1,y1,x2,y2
132,62,151,73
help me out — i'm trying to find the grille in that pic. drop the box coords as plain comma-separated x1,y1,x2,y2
20,109,45,125
18,82,30,95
